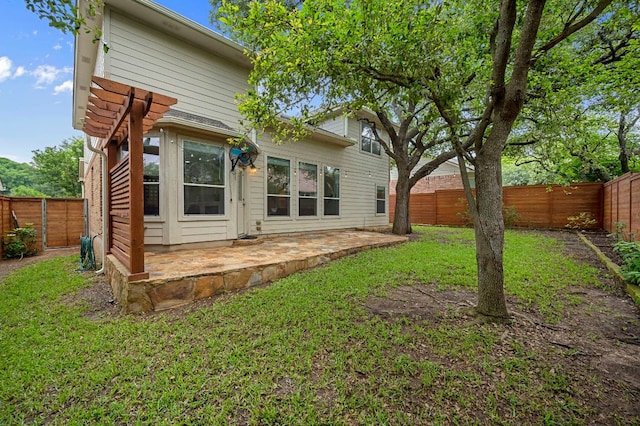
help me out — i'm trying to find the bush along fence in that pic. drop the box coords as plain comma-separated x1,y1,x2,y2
0,196,87,259
390,182,604,229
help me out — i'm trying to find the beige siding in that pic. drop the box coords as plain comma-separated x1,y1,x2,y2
245,131,389,236
105,9,250,127
318,116,346,137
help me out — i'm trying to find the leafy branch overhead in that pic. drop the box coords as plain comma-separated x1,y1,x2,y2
217,0,630,321
24,0,108,51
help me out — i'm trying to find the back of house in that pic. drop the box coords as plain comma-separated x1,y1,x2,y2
74,0,390,260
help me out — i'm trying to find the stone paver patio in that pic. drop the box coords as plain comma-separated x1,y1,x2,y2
106,230,407,313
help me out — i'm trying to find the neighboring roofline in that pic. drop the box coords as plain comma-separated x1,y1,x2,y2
73,0,250,131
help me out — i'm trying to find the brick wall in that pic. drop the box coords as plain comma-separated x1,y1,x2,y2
390,174,465,195
84,154,105,261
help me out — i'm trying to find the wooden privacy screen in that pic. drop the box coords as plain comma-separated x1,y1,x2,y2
82,77,177,281
390,183,604,229
603,173,639,237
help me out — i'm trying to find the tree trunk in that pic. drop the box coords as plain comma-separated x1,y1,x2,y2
472,124,510,320
618,112,630,174
392,168,412,235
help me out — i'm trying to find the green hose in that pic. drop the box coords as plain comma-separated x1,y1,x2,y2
79,235,96,271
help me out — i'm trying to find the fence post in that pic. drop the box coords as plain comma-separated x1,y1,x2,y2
42,198,47,250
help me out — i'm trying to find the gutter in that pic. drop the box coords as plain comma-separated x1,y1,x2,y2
85,135,107,274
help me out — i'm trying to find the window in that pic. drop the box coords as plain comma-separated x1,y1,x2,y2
118,136,161,216
361,122,381,155
323,166,340,216
143,137,160,216
267,156,290,216
376,185,386,214
183,140,225,215
298,162,317,216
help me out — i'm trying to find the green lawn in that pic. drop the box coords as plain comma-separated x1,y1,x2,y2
0,227,631,425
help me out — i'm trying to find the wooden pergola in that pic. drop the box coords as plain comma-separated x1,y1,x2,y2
82,76,177,281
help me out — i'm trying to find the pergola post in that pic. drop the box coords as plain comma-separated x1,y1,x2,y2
127,99,147,280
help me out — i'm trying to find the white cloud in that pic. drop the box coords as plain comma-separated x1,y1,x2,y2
53,80,73,95
31,65,72,88
0,57,11,82
0,57,27,82
53,44,62,50
14,66,26,78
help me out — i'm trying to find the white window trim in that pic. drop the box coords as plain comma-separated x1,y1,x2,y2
322,164,341,218
361,122,382,157
375,183,386,216
298,161,319,218
143,133,162,221
265,155,293,220
178,137,228,221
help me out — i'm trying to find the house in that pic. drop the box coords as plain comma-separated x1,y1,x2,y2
389,158,475,195
73,1,391,278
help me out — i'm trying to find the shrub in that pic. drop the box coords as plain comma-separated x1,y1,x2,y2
3,224,38,259
565,212,597,230
613,240,640,285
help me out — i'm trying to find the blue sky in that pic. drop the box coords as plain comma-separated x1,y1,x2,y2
0,0,215,164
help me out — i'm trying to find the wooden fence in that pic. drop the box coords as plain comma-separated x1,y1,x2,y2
0,196,86,258
390,182,604,229
603,173,640,237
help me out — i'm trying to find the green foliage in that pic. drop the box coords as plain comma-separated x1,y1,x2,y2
0,158,41,195
9,185,48,198
565,212,597,230
613,240,640,285
24,0,104,44
504,2,640,183
608,222,637,242
2,224,38,259
31,137,84,198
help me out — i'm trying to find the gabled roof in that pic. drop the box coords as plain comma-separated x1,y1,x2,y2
73,0,250,131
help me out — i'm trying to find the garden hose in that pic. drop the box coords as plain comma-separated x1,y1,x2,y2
79,235,96,271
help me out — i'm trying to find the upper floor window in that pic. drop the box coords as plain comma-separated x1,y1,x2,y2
323,166,340,216
267,156,290,216
183,140,225,215
361,122,381,156
298,162,318,216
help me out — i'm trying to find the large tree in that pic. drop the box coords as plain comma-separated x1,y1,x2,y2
31,137,84,198
218,1,475,235
219,0,626,320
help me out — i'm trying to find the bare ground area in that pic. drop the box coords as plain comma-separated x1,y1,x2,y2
2,230,639,422
366,230,640,422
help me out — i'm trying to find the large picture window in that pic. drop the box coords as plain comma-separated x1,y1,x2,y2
183,140,225,215
361,123,381,155
298,162,317,216
267,156,290,216
143,137,160,216
323,166,340,216
376,185,386,214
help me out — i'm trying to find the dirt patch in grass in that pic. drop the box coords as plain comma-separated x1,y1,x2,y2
366,230,640,423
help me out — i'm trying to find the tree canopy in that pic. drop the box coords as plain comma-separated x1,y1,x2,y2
31,137,84,198
218,0,630,320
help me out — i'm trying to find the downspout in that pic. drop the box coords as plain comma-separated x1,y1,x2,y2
85,135,107,274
